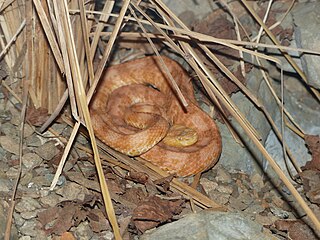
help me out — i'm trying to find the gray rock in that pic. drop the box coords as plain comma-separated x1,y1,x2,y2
35,141,59,160
6,167,20,179
15,197,42,213
0,177,12,192
0,109,12,123
208,191,230,205
23,124,34,138
264,74,320,178
1,122,19,139
13,211,26,227
19,236,32,240
0,135,19,155
20,172,34,186
162,0,217,23
0,203,18,239
73,221,94,240
200,178,218,194
22,153,42,169
141,211,278,240
93,231,114,240
292,2,320,89
20,210,41,220
215,168,232,184
55,182,90,202
0,145,6,161
25,134,42,147
50,123,68,135
19,220,46,238
39,192,61,207
32,173,66,188
216,68,275,175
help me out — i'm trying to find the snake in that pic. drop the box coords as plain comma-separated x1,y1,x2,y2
90,56,222,176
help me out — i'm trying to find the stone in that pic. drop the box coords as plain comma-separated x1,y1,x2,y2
50,123,68,135
292,2,320,89
40,192,61,207
13,212,26,227
6,167,20,179
229,196,248,211
19,236,32,240
0,177,12,192
73,221,94,240
20,210,40,220
255,214,278,226
55,182,90,202
208,191,230,205
162,0,216,23
22,153,42,169
25,134,42,147
216,68,274,174
141,211,278,240
19,220,46,238
1,122,19,139
0,135,19,155
200,178,218,194
15,197,42,213
20,172,34,186
0,146,6,161
35,141,59,160
216,184,234,195
32,173,66,188
0,109,12,123
215,168,232,183
23,124,34,138
251,173,264,191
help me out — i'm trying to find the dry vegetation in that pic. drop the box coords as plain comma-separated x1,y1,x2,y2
0,0,320,239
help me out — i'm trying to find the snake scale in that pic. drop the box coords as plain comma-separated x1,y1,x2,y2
90,56,222,176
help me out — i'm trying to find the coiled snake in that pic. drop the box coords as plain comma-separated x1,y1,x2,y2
90,56,222,176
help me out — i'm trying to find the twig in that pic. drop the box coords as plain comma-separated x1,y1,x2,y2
4,2,31,239
0,19,25,61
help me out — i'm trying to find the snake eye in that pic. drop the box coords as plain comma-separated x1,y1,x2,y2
145,82,160,92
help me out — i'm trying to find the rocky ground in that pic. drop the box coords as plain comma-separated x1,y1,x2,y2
1,0,320,239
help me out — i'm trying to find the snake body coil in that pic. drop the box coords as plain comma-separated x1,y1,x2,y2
90,56,222,176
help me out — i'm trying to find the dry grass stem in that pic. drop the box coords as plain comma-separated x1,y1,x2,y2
2,0,320,236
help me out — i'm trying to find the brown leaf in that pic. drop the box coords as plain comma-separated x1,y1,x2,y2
87,209,110,233
122,188,146,206
73,208,88,226
300,170,320,204
304,135,320,171
132,196,183,233
26,106,49,126
38,206,59,226
288,221,319,240
275,219,299,231
48,202,77,235
60,232,76,240
275,219,319,240
126,171,149,184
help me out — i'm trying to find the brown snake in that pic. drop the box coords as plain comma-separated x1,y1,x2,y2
90,56,222,176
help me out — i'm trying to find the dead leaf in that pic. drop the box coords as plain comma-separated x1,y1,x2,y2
304,135,320,171
60,232,76,240
300,170,320,204
48,202,76,235
26,105,49,126
87,209,110,233
275,219,319,240
38,206,59,226
126,171,149,184
122,188,146,206
132,196,184,233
